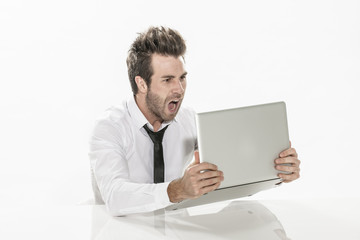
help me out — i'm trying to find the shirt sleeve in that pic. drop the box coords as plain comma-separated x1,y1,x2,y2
89,118,172,216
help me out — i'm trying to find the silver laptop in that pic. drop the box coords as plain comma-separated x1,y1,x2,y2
166,101,290,211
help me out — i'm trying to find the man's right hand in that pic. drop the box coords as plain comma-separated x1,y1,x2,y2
167,151,224,203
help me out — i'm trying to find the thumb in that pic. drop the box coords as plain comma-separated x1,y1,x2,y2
194,150,200,164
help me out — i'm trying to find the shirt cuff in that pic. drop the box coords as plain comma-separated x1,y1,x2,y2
154,182,172,209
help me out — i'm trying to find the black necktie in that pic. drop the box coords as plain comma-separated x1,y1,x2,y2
143,124,169,183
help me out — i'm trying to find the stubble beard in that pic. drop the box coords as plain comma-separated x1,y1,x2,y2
145,89,181,122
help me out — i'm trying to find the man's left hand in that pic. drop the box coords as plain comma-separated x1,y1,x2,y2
274,142,301,183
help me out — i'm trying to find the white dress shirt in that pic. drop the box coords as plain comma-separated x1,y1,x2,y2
89,97,197,216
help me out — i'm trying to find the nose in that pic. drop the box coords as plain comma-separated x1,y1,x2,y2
173,79,185,95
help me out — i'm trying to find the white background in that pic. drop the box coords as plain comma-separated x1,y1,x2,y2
1,0,359,207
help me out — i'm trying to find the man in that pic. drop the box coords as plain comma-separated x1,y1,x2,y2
89,26,300,216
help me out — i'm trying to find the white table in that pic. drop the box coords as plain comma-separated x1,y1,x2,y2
1,198,359,239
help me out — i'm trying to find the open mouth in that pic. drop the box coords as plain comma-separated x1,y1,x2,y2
168,100,180,113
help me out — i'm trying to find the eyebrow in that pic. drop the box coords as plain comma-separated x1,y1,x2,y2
160,72,188,79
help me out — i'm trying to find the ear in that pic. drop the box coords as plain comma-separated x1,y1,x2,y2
135,76,148,94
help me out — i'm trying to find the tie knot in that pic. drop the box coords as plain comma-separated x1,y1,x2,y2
143,124,169,144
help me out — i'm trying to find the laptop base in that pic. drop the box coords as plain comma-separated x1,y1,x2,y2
165,178,282,211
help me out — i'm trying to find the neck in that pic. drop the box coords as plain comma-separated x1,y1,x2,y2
134,95,163,132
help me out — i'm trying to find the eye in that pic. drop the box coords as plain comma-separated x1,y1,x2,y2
180,75,187,81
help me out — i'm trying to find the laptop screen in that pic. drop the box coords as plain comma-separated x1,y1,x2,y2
196,102,290,189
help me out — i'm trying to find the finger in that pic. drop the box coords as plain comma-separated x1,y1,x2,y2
200,170,223,180
190,162,218,173
186,151,200,168
200,182,221,195
279,147,298,158
199,176,223,188
275,164,300,173
275,157,300,166
194,150,200,164
278,172,300,183
289,140,292,147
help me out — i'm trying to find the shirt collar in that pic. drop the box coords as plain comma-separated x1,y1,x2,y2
127,96,177,131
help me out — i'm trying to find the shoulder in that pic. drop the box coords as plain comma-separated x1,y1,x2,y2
91,101,130,137
101,103,128,124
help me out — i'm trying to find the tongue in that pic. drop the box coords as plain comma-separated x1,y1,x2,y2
169,102,176,111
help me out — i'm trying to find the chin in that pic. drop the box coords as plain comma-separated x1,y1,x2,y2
163,115,176,122
162,111,178,122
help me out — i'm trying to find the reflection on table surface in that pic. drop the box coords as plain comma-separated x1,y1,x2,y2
91,200,289,240
1,198,359,239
